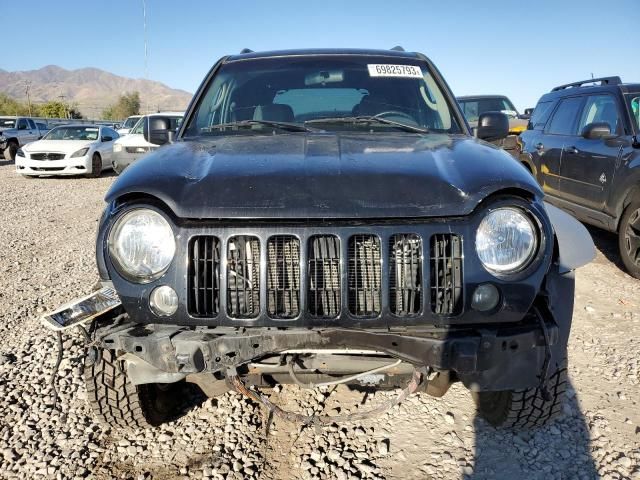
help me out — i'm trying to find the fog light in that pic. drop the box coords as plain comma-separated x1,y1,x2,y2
149,286,178,316
471,283,500,312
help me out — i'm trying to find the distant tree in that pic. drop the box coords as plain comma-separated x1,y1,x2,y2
68,105,83,119
40,101,68,118
0,94,30,116
102,92,141,120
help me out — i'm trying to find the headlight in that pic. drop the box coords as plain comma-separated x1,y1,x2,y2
476,207,537,274
16,148,25,158
113,144,123,153
71,147,90,158
108,209,176,283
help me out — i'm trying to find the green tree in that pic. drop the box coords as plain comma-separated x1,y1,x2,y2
102,92,141,120
40,101,68,118
0,94,30,116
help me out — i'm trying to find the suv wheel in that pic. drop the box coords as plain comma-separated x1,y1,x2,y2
84,348,178,429
619,200,640,279
4,141,18,161
472,357,567,428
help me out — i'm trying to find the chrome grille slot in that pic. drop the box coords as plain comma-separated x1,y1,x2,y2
267,236,301,319
227,236,261,318
348,235,382,316
188,236,221,317
430,234,463,315
389,234,422,316
308,235,341,317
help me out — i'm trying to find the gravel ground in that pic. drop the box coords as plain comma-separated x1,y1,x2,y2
0,161,638,480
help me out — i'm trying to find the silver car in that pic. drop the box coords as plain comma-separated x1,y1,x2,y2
111,112,183,174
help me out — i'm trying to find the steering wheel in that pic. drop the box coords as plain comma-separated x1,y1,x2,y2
372,111,417,123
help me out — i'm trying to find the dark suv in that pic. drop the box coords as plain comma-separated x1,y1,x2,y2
519,77,640,278
43,48,594,431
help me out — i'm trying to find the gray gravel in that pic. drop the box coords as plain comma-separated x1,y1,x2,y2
0,162,639,479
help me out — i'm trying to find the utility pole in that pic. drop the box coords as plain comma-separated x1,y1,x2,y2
25,82,32,117
58,94,68,119
142,0,149,114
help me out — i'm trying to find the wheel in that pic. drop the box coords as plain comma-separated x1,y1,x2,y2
472,357,567,428
84,348,179,429
618,200,640,279
87,153,102,178
4,141,18,161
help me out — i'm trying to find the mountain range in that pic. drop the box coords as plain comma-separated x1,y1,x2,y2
0,65,193,118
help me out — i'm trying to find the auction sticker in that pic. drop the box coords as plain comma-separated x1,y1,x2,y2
368,64,423,78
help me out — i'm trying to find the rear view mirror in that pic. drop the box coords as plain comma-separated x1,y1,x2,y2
581,122,612,140
476,112,509,142
143,116,174,146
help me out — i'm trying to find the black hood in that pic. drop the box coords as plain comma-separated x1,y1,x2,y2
105,133,542,219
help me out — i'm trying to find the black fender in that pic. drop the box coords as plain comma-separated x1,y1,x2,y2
544,202,596,273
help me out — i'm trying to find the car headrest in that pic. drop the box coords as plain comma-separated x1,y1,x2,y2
253,104,294,122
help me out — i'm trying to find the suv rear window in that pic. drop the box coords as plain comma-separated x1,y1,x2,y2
528,101,554,130
546,97,584,135
627,94,640,131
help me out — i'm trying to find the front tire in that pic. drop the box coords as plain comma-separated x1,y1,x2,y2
4,142,18,161
618,200,640,279
84,348,178,429
87,153,102,178
472,358,567,428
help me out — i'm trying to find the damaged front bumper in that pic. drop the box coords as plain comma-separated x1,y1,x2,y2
93,305,562,392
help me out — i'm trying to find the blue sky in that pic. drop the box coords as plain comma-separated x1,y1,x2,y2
3,0,637,111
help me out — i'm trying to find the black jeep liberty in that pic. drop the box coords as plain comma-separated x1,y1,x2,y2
44,48,595,430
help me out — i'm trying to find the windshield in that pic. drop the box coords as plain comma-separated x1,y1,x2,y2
459,97,518,122
184,56,462,136
627,94,640,131
0,118,16,129
123,116,140,129
44,126,100,141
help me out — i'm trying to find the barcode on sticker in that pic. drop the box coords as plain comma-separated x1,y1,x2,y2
368,64,423,78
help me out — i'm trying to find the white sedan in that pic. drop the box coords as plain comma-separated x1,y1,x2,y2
15,124,119,178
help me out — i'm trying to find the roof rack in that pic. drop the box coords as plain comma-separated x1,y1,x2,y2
390,46,405,52
239,48,254,54
551,76,622,92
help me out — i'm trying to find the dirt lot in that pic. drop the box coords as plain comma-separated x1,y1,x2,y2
0,161,638,480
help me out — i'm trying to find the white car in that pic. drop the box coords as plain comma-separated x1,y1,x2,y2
116,115,143,136
112,112,183,174
15,124,119,178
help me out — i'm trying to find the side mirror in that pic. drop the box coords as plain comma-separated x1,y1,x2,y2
581,122,613,140
18,123,27,130
476,112,509,142
524,108,534,116
143,116,174,146
101,135,113,142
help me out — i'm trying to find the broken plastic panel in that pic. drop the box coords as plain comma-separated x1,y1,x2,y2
40,287,121,331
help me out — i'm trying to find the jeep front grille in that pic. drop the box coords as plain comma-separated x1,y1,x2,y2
430,234,463,315
186,232,463,319
348,235,382,316
308,235,341,317
389,234,422,316
267,236,300,319
227,236,261,318
188,236,221,317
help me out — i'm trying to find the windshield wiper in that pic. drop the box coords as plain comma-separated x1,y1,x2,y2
305,115,429,133
202,120,317,133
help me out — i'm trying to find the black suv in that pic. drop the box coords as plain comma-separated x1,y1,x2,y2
43,48,594,431
519,77,640,278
